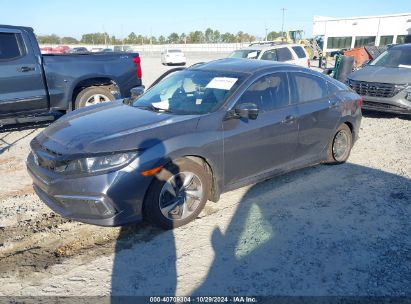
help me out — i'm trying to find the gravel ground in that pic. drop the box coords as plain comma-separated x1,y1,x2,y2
0,54,410,297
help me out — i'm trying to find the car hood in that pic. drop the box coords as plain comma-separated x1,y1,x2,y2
348,65,411,84
35,101,200,155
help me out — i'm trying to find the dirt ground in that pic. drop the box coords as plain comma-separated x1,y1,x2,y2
0,54,410,297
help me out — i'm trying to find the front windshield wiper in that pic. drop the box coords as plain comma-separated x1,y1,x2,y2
135,104,173,113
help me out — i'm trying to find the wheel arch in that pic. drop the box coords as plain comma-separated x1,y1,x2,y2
71,77,120,110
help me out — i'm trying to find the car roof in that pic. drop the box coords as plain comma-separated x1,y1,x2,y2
191,58,303,74
390,43,411,50
0,24,33,32
234,43,304,51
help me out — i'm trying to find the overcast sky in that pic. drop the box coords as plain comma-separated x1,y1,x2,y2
2,0,411,39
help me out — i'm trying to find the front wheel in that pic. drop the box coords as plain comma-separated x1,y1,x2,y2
327,124,353,164
143,159,210,230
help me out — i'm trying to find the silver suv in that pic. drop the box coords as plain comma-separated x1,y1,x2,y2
347,44,411,115
229,43,310,68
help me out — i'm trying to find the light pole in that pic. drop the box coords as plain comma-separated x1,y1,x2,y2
281,8,287,39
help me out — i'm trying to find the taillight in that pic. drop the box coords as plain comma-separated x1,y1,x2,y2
133,56,142,79
358,96,363,108
307,59,311,68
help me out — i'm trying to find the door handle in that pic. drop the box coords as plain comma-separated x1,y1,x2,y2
18,66,35,72
281,115,295,124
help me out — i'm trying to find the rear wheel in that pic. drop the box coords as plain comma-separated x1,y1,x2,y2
144,159,210,229
74,86,115,109
327,124,353,164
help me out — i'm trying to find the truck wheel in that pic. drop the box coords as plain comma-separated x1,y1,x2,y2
143,158,210,230
75,86,115,109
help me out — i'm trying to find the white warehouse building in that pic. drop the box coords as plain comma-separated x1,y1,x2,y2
313,13,411,53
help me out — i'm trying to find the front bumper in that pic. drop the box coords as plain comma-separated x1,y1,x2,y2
359,91,411,115
26,152,152,226
362,100,411,114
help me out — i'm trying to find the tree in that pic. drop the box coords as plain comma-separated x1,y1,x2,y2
167,32,179,44
126,32,138,44
158,35,166,44
61,36,78,44
267,31,281,40
205,28,214,43
221,32,236,43
36,34,60,44
179,33,186,44
188,31,204,43
213,30,221,43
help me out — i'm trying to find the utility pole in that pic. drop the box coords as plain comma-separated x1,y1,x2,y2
265,25,268,41
281,8,287,39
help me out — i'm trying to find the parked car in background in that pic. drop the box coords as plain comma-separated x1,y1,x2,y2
102,48,113,52
40,46,53,54
67,47,89,53
229,43,310,68
0,25,142,126
161,49,186,66
113,45,133,52
50,45,70,54
347,43,411,115
27,58,362,229
90,47,104,52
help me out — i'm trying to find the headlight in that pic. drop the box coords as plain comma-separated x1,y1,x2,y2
54,152,137,175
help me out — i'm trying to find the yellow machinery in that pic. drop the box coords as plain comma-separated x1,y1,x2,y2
274,30,323,59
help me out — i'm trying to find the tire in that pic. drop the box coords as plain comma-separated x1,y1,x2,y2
143,158,210,230
326,124,353,164
74,86,115,109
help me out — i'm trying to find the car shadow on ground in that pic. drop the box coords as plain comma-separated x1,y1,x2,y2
110,162,410,297
0,121,51,155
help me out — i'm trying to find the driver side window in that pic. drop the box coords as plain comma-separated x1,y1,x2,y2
236,72,290,112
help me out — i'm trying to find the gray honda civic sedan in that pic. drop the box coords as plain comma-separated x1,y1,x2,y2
27,58,362,229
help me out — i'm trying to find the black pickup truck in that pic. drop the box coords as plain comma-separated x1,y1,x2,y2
0,25,142,126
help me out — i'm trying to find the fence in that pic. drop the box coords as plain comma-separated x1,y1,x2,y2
39,43,251,55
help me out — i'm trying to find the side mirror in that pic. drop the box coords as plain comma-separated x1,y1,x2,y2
234,103,259,120
130,85,145,99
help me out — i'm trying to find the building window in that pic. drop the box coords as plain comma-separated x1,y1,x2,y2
327,37,352,49
379,36,394,46
396,35,411,44
354,36,376,48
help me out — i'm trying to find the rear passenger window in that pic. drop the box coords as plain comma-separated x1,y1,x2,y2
276,47,293,61
291,73,328,103
237,72,289,112
0,32,25,60
260,50,277,61
291,46,307,58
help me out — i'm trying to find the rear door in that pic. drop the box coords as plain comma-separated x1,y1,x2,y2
223,72,299,186
275,47,295,65
0,28,48,116
291,46,309,67
288,71,340,162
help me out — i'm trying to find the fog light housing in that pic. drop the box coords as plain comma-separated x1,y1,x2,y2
54,195,117,217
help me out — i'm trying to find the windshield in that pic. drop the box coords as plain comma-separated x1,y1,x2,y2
133,70,245,115
370,48,411,68
229,50,261,59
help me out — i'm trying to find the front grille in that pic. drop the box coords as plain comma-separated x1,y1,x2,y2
31,138,66,171
348,80,404,98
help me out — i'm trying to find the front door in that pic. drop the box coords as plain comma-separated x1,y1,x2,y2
0,28,48,116
223,72,299,187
